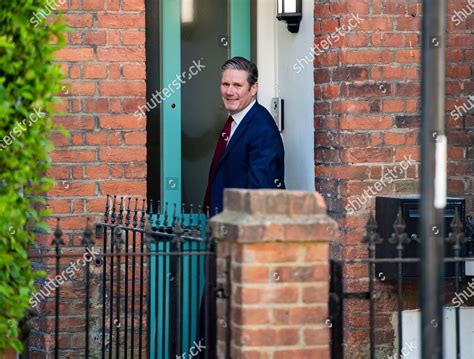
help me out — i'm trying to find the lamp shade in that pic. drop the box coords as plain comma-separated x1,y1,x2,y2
276,0,302,33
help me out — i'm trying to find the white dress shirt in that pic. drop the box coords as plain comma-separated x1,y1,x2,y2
227,99,256,144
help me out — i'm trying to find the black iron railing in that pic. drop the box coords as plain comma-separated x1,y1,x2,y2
23,195,218,359
330,208,474,359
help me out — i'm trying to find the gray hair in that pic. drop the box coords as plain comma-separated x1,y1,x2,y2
221,56,258,87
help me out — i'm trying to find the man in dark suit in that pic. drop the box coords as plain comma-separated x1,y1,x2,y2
203,56,286,214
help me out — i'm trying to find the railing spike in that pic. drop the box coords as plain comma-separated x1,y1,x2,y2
125,197,131,226
172,203,177,226
118,196,124,225
389,206,410,246
132,198,138,228
164,202,169,227
156,200,162,227
111,195,117,224
447,207,466,247
189,204,195,231
362,212,382,249
139,199,146,229
52,218,65,246
104,194,110,223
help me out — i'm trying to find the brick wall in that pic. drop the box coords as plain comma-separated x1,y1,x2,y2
314,0,473,356
27,1,147,356
211,189,337,358
45,0,147,245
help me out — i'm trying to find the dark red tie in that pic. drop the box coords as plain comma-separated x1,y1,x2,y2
203,115,234,211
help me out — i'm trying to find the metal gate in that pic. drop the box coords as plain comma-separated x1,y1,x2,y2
24,195,218,358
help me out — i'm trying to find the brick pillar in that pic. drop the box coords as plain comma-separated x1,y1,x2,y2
210,189,337,359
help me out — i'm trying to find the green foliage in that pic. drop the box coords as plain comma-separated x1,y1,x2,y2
0,0,67,353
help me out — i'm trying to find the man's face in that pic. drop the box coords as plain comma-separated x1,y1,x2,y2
220,69,258,115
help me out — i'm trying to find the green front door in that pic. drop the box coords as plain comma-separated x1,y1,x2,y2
150,1,251,357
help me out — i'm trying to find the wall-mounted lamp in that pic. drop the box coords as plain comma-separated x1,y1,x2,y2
181,0,194,24
276,0,302,33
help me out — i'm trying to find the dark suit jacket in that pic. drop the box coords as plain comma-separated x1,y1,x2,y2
209,101,286,213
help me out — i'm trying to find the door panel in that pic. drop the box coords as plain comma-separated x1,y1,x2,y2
181,0,228,207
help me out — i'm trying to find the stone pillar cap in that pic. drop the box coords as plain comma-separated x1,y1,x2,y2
210,189,338,243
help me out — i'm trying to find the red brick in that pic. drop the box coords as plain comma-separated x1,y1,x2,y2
340,116,392,130
106,0,120,11
124,131,146,145
69,31,82,45
84,98,108,113
85,165,110,179
84,31,107,45
71,133,83,145
50,133,70,147
357,17,392,31
383,66,404,80
82,0,104,10
109,64,121,79
234,328,299,347
49,182,96,197
122,31,145,45
396,16,421,31
97,48,145,62
122,0,145,10
383,33,404,47
99,82,145,96
233,308,270,325
86,132,106,145
384,132,406,145
70,81,96,96
110,165,123,178
46,166,70,180
123,98,146,112
234,285,298,305
233,266,269,283
303,328,330,345
383,100,404,112
124,164,146,179
107,30,121,45
123,64,146,80
47,199,71,214
50,150,96,163
100,115,145,129
302,284,329,304
97,14,145,29
99,147,146,162
83,64,107,79
395,49,421,63
109,99,122,113
108,131,122,145
87,198,108,212
235,243,299,263
55,48,94,62
63,14,93,28
99,181,146,195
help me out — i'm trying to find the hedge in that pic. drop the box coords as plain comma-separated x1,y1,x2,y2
0,0,67,353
